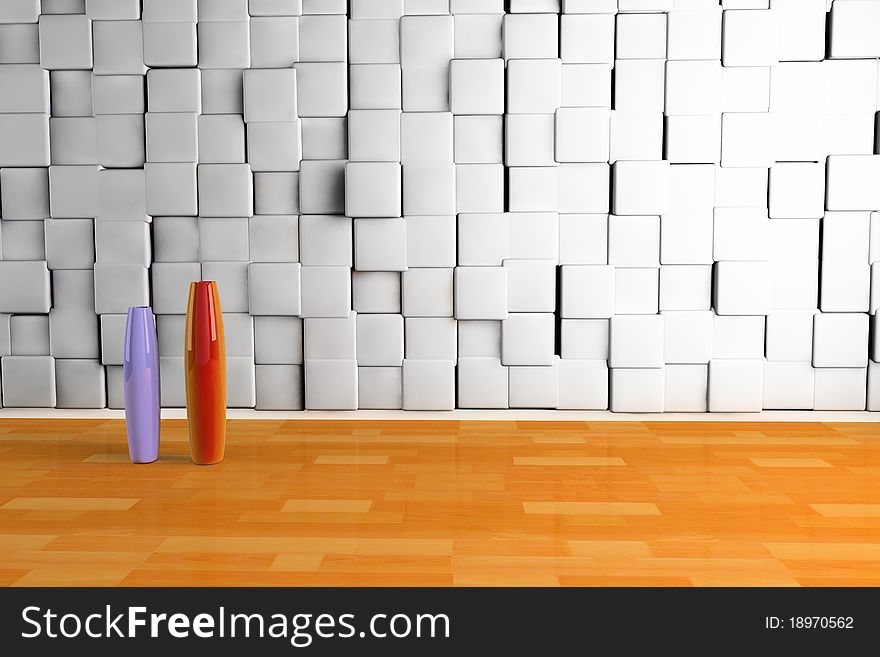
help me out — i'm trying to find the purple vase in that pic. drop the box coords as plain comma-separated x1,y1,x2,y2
123,306,160,464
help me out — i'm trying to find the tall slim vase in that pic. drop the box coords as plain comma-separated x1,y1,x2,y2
123,306,160,464
184,281,227,465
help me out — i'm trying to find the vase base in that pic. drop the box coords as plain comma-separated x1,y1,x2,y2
192,456,224,465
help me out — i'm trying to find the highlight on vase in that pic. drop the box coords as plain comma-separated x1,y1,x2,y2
123,306,160,465
184,280,227,465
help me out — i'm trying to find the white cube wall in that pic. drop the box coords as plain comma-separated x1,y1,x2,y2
1,7,876,414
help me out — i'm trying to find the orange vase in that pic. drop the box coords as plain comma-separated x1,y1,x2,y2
184,281,227,465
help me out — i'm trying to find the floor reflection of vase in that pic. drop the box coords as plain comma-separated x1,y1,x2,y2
123,306,160,464
184,281,227,465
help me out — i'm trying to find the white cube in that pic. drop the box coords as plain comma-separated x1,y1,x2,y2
665,364,708,413
402,267,454,317
763,361,815,410
610,368,665,413
615,267,660,315
663,310,713,364
345,162,402,218
714,261,771,316
457,357,508,409
509,359,560,409
610,314,664,369
356,313,404,366
560,319,608,360
557,358,608,410
502,313,554,366
402,358,455,410
813,367,867,411
454,266,508,319
559,265,614,319
722,9,779,66
450,58,504,115
708,358,763,412
305,359,358,410
504,258,556,313
612,161,669,216
812,313,869,368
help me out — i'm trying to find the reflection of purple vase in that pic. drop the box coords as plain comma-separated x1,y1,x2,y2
123,306,160,464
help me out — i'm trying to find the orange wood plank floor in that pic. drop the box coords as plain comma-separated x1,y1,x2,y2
1,418,879,587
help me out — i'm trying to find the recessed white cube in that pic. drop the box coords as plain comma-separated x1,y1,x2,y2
768,163,825,220
763,361,814,410
714,261,771,316
664,115,721,165
825,156,880,212
454,115,502,164
305,359,358,410
407,215,456,268
708,358,763,413
610,368,665,413
666,7,722,61
813,367,867,411
504,258,556,313
345,162,402,218
400,14,453,68
450,58,504,115
144,163,197,216
198,164,253,218
713,208,768,262
665,60,721,115
457,357,508,409
662,310,713,365
357,366,402,410
352,271,401,314
506,58,562,114
405,317,457,361
560,319,608,360
502,12,558,60
869,361,880,411
612,161,669,216
659,265,711,311
354,218,407,272
720,113,775,168
403,163,456,216
559,265,614,319
560,13,614,63
610,314,664,369
765,310,815,362
348,109,400,162
456,164,503,214
615,267,660,315
556,358,608,410
502,313,554,366
509,359,559,409
402,358,455,410
294,62,347,117
454,266,508,320
722,9,779,67
298,215,351,267
713,314,764,359
812,313,869,368
402,267,454,317
356,313,403,366
664,364,708,413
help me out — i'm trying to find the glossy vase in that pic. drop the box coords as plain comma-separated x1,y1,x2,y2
184,281,227,465
123,306,160,464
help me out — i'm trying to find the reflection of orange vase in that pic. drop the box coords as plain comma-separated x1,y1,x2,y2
184,281,226,465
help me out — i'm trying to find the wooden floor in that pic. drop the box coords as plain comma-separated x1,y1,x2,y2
1,418,880,587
